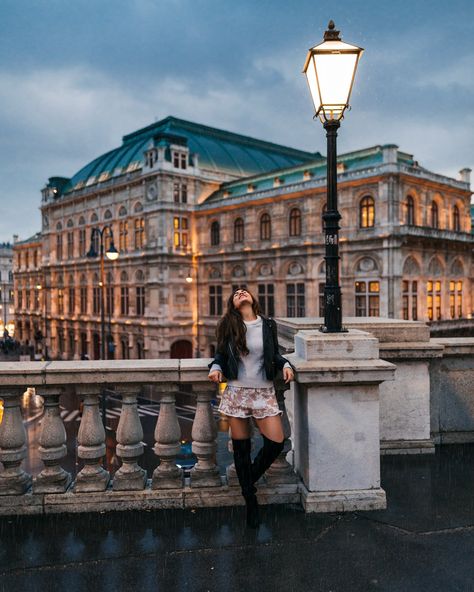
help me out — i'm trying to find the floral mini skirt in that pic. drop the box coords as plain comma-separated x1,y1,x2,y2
218,384,283,419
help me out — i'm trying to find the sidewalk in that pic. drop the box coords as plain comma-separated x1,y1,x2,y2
1,443,473,592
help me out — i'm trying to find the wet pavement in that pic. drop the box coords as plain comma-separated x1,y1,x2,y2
1,442,474,592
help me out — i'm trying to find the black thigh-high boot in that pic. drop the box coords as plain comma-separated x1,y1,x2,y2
231,438,261,528
251,434,285,485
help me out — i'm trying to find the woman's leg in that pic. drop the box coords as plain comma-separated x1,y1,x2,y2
251,414,285,484
254,414,284,443
227,416,260,528
227,416,252,440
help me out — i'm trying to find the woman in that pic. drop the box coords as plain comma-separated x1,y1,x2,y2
208,287,294,528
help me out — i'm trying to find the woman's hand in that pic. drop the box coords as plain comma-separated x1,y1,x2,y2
208,370,223,383
283,366,294,383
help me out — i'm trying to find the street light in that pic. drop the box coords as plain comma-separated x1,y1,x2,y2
87,225,119,359
303,20,363,332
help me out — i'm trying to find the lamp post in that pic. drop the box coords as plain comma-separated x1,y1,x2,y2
87,226,119,360
303,20,363,332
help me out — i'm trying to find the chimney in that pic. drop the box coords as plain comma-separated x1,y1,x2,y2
459,168,471,184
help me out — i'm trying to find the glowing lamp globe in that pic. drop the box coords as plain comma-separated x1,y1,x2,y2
303,21,363,123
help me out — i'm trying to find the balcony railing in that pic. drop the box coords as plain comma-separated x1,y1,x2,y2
0,360,298,515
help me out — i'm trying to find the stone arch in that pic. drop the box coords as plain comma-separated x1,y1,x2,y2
104,209,113,220
120,270,129,282
133,201,143,213
66,219,74,228
257,263,273,277
170,339,193,359
135,269,145,282
427,255,445,277
402,255,421,276
209,266,221,279
450,258,465,277
91,212,98,223
118,206,127,217
232,265,246,278
56,222,62,231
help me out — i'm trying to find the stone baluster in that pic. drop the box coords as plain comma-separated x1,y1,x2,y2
152,386,183,489
264,383,298,485
33,388,72,493
113,387,147,491
74,387,110,492
0,389,32,495
189,386,221,487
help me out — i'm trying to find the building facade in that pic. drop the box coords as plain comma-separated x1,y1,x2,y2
0,241,15,337
13,117,473,360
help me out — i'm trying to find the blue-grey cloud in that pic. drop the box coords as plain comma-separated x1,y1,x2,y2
0,0,473,241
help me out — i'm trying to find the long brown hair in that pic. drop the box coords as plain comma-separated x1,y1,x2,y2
216,287,262,356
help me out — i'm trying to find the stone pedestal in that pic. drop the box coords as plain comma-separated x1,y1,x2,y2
290,329,395,513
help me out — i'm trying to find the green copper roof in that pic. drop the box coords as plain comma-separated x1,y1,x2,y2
65,117,318,193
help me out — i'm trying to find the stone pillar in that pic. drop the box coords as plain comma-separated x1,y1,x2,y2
291,329,395,513
152,387,183,489
74,387,110,493
113,388,147,491
189,386,221,487
33,388,72,493
0,389,32,495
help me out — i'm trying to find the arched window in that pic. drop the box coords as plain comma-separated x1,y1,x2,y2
104,209,113,220
289,208,302,236
359,196,375,228
210,221,220,246
406,196,415,225
431,201,439,228
66,219,74,228
453,205,460,231
78,216,85,226
234,218,244,243
260,213,271,240
91,213,98,223
134,202,143,213
118,206,127,217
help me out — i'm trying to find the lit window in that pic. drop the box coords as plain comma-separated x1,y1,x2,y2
360,196,375,228
355,281,380,316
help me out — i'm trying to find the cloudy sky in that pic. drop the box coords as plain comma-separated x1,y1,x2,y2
0,0,473,241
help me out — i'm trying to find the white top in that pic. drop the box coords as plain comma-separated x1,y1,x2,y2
209,315,290,388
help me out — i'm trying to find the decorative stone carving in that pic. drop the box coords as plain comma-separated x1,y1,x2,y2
402,256,421,276
146,184,157,202
288,262,303,275
33,389,72,494
259,263,273,277
113,389,147,491
74,389,110,493
152,387,183,489
357,257,377,272
232,265,245,278
0,389,32,495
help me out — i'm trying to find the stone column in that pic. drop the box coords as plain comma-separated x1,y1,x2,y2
152,386,183,489
113,387,147,491
291,329,395,513
33,388,72,493
0,389,32,495
74,387,110,493
189,386,221,487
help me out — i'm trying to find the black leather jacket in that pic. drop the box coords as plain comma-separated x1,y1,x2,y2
207,317,293,381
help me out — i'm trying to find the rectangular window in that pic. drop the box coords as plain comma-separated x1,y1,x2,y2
173,152,180,168
80,287,88,315
119,221,128,252
34,289,40,310
355,281,380,317
57,289,64,315
106,286,114,316
209,285,223,316
120,287,129,315
26,290,31,310
450,280,463,318
136,286,145,316
18,290,23,309
258,284,275,317
67,232,74,259
79,229,86,257
68,287,75,315
426,280,435,321
134,218,145,249
68,331,75,358
93,287,101,315
173,216,188,249
286,283,305,317
173,183,180,203
435,281,441,320
56,234,63,261
180,153,187,169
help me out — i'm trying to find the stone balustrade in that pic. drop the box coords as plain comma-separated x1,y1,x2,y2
0,359,301,515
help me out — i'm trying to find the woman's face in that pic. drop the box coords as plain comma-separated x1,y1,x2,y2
232,288,253,309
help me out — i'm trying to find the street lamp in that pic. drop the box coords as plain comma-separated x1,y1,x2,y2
87,225,119,359
303,20,363,332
